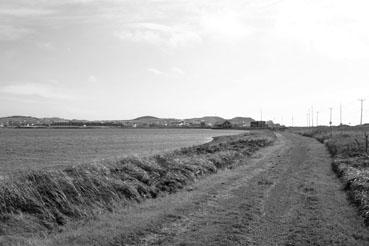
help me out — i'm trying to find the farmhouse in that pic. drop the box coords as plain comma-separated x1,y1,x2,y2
214,120,232,129
251,121,267,128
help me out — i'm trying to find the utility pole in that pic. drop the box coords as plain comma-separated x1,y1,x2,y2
340,103,342,126
260,109,263,121
359,99,365,125
316,111,319,126
291,114,294,127
311,106,314,127
306,113,309,127
308,111,310,127
329,107,333,136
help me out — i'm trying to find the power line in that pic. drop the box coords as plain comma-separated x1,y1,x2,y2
359,98,365,125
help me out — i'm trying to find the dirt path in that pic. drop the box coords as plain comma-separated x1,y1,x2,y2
122,132,369,246
37,132,369,246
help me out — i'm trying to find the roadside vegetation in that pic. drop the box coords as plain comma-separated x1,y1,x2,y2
293,126,369,225
0,130,275,239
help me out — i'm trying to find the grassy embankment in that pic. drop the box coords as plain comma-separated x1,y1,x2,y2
0,130,275,238
293,126,369,225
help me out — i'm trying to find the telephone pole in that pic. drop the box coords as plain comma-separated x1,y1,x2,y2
260,109,263,121
329,107,333,137
316,111,319,126
359,99,365,125
340,103,342,126
291,114,294,127
311,106,314,127
306,113,309,127
308,111,310,127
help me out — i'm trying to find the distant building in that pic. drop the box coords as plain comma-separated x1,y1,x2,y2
266,120,275,128
214,120,232,129
251,121,267,128
178,121,190,127
242,122,252,128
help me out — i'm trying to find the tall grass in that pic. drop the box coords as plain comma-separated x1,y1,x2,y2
0,131,275,236
294,126,369,225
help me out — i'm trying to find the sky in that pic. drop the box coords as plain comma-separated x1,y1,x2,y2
1,0,369,126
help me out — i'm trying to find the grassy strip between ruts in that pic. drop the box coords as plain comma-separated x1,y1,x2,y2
293,126,369,225
0,130,276,237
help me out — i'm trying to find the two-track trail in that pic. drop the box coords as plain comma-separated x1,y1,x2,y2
117,132,369,246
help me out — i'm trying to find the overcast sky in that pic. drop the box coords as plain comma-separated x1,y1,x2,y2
1,0,369,125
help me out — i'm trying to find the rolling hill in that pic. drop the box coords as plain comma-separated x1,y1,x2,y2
185,116,226,125
0,115,257,128
229,117,254,126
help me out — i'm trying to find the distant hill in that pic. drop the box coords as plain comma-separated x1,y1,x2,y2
229,117,254,125
0,116,69,126
0,115,258,128
0,116,38,121
0,116,40,124
185,116,255,126
185,116,225,125
133,116,160,121
129,116,180,126
42,117,70,123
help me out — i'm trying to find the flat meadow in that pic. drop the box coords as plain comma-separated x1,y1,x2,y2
0,128,244,173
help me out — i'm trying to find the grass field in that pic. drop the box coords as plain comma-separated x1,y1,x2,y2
292,126,369,225
0,130,275,244
0,128,244,173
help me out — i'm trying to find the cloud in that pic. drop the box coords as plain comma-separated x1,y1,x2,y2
171,67,185,75
36,42,56,50
115,22,202,48
1,0,256,44
148,68,166,76
88,75,97,83
272,0,369,60
0,8,55,17
0,25,33,41
199,9,254,41
0,83,76,100
111,1,263,47
148,67,186,77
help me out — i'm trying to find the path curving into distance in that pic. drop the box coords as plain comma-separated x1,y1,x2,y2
134,133,369,246
34,132,369,246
